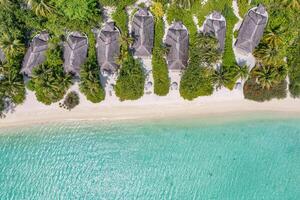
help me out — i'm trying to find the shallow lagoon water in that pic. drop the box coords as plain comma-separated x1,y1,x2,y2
0,116,299,199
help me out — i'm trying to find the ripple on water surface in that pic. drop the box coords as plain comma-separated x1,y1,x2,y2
0,117,299,199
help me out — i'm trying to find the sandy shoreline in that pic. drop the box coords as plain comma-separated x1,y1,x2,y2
1,83,300,129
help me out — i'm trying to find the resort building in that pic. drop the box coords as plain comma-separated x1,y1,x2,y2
203,11,226,51
0,48,5,63
165,21,189,90
131,8,154,58
96,21,120,75
96,21,120,96
21,32,49,77
235,4,268,54
63,32,88,77
165,21,189,71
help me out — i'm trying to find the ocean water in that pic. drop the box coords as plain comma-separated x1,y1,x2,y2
0,116,299,200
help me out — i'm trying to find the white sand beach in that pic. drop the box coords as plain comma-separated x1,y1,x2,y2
1,83,300,128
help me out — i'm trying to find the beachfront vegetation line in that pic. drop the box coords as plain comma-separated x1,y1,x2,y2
80,32,105,103
151,2,170,96
113,1,145,101
0,0,300,116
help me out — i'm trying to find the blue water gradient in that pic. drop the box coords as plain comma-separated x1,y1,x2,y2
0,117,299,199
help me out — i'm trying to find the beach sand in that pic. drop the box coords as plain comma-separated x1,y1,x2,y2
1,83,300,128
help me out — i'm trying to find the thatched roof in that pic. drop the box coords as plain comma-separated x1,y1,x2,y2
203,11,226,51
165,21,189,71
63,32,88,77
235,4,268,54
96,21,120,75
131,8,154,57
20,32,49,77
0,48,5,63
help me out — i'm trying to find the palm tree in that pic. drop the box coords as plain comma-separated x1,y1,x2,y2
25,0,54,17
233,64,249,81
282,0,300,10
252,66,279,90
263,25,285,48
173,0,195,9
0,66,25,104
254,43,284,66
213,66,235,90
0,0,10,8
0,33,24,57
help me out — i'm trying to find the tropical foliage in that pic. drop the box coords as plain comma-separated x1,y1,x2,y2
113,3,145,101
115,54,145,101
244,78,287,102
151,2,170,96
61,91,80,110
28,48,72,105
79,55,105,103
180,33,221,100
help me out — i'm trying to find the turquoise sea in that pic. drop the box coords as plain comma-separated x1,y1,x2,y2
0,115,299,199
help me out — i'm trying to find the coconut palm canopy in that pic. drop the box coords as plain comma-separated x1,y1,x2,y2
63,32,88,77
203,11,226,51
235,4,268,54
165,21,189,71
21,31,49,77
131,8,154,57
96,21,120,75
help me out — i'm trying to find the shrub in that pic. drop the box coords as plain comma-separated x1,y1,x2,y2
180,64,214,100
151,2,170,96
115,54,145,101
62,91,80,110
80,31,105,103
244,78,287,102
288,36,300,97
80,55,105,103
180,33,220,100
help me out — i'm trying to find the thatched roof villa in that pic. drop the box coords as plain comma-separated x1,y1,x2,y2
63,32,88,77
96,21,120,75
165,21,189,71
20,31,49,77
203,11,226,51
235,4,268,54
131,8,154,58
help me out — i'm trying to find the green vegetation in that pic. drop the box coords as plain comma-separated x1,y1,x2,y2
221,3,238,66
288,36,300,97
180,33,220,100
113,2,145,101
115,54,145,101
61,91,80,110
0,2,27,111
180,65,214,100
28,48,72,105
244,78,287,102
80,33,105,103
151,2,169,96
247,0,299,101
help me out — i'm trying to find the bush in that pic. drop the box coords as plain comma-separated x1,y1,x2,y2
62,91,80,110
80,31,105,103
180,64,214,100
80,55,105,103
115,54,145,101
244,79,287,102
180,33,220,100
221,3,238,66
151,2,170,96
288,36,300,97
